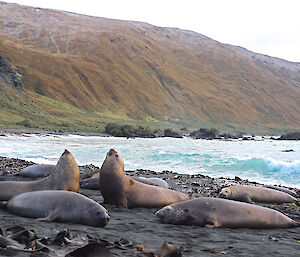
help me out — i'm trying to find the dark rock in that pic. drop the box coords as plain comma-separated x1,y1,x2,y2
105,123,156,138
0,56,23,92
278,132,300,140
164,129,183,138
190,128,219,139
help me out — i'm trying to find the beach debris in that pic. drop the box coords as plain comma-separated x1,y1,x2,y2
65,242,114,257
159,241,182,257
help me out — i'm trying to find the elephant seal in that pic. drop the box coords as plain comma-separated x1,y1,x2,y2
0,150,80,201
133,177,170,188
264,185,298,197
80,172,100,190
156,197,300,229
6,190,110,227
80,173,170,190
17,164,56,178
100,149,189,208
219,185,298,204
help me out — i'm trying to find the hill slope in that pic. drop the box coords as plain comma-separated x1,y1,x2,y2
0,1,299,133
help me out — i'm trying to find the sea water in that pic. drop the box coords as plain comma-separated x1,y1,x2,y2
0,134,299,188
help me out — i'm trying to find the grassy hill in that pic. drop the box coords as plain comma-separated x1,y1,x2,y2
0,1,299,134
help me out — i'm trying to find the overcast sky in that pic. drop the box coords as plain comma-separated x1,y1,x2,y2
3,0,300,62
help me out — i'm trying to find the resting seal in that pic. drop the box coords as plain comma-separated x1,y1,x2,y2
17,164,56,178
264,185,298,197
6,190,110,227
100,149,189,208
133,177,170,188
156,197,300,229
0,150,80,200
219,185,298,204
80,172,100,190
80,173,170,190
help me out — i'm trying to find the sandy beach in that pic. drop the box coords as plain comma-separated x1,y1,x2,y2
0,156,299,256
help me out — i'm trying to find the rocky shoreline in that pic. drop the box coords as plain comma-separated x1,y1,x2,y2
0,156,299,256
1,128,300,140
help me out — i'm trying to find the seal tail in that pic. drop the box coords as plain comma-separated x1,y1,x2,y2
0,201,7,209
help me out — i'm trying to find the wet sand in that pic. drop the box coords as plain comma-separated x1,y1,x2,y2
0,156,299,256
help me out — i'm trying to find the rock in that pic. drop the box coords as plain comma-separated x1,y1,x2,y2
278,132,300,140
0,56,23,92
190,128,219,139
164,129,183,138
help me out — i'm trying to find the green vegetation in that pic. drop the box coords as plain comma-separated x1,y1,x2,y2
0,82,188,134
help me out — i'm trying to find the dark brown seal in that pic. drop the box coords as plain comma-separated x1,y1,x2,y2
99,149,189,208
0,150,80,201
7,190,110,227
156,197,299,229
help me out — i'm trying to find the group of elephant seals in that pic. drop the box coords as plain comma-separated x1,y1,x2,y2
156,197,300,229
0,150,80,201
219,185,297,204
7,190,110,227
17,164,56,178
100,149,190,208
80,172,170,190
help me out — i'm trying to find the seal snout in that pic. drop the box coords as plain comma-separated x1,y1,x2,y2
108,149,118,156
100,213,110,227
63,149,70,155
156,206,174,220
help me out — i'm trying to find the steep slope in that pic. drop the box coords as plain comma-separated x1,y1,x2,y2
0,1,299,133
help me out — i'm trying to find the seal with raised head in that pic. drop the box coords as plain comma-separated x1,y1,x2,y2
0,150,80,201
219,185,298,204
6,190,110,227
100,149,189,208
17,164,56,178
156,197,300,229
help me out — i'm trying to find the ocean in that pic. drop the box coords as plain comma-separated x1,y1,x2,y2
0,134,299,188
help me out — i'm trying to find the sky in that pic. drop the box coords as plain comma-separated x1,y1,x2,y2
3,0,300,62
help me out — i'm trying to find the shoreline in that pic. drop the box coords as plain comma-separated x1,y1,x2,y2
0,156,299,256
1,128,299,140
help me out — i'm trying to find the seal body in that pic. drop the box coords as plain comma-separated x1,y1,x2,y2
100,149,189,208
7,190,110,227
134,177,170,188
219,185,297,204
80,173,170,190
0,150,80,200
264,185,298,197
156,197,299,229
80,172,100,190
18,164,56,178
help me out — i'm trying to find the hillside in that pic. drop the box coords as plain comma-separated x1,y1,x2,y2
0,1,299,133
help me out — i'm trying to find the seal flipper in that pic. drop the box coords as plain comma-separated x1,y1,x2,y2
238,193,253,203
36,210,59,222
205,217,221,228
117,197,128,209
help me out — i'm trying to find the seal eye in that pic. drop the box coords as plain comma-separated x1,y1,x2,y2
115,154,118,158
